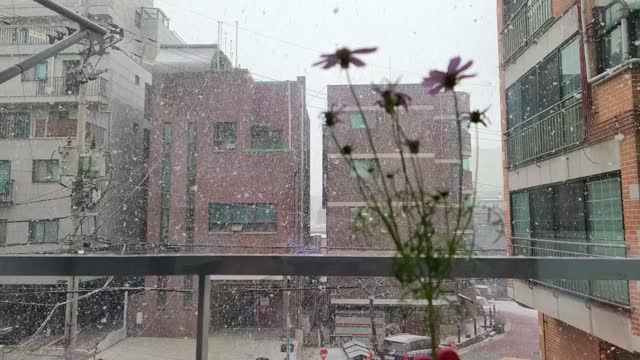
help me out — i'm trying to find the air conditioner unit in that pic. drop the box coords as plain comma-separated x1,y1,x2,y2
231,224,244,232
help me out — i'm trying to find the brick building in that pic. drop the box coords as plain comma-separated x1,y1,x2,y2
499,0,640,357
128,45,310,337
322,83,472,344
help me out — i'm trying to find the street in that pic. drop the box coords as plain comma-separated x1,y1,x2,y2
459,300,539,360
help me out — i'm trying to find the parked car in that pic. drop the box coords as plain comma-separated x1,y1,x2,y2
381,334,433,360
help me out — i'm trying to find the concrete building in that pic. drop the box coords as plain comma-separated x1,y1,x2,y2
323,83,472,254
127,46,310,337
499,0,640,356
0,1,184,260
322,83,472,344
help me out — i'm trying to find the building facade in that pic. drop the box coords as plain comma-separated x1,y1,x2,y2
128,50,310,337
322,83,473,344
324,83,472,254
499,0,640,356
0,1,184,260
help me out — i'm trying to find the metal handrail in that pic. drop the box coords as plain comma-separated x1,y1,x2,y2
505,93,581,136
0,255,640,279
510,236,627,249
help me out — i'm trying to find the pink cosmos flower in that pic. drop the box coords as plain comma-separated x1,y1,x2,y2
422,57,475,95
313,47,377,69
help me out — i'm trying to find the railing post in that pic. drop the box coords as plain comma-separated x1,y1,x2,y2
196,274,210,360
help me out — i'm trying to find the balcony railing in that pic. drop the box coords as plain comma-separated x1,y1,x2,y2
500,0,553,65
0,255,639,360
33,76,109,97
0,26,67,45
511,237,629,305
506,97,583,169
0,179,13,206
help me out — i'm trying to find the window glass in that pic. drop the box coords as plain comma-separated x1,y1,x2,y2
0,160,10,191
351,159,378,179
0,113,31,139
160,123,172,244
183,275,193,308
350,113,366,129
511,192,530,239
560,38,581,97
250,123,284,149
601,26,623,70
520,69,538,121
32,160,60,183
29,220,58,243
157,276,167,307
554,182,586,241
209,203,277,232
529,187,554,239
214,122,237,150
537,52,560,111
22,62,47,81
506,82,522,129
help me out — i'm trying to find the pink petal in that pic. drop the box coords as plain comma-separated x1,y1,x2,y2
322,60,338,69
428,85,444,95
458,74,476,80
351,47,378,54
350,57,365,67
457,60,473,73
448,56,462,74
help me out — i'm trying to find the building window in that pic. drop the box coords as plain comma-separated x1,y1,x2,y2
0,112,30,139
350,159,378,180
511,192,530,240
32,160,60,183
598,2,625,71
157,276,167,308
250,123,283,149
350,113,366,129
160,123,172,244
560,38,581,97
22,62,47,81
183,275,193,308
510,173,623,244
502,0,527,24
0,219,6,245
185,123,197,245
135,9,142,28
29,220,58,243
462,157,471,171
214,122,236,150
505,35,581,131
135,75,140,86
209,203,277,233
586,178,624,246
46,111,75,137
144,83,152,120
0,161,11,196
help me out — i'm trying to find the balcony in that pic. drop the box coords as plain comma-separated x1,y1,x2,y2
506,97,583,169
0,76,109,103
0,179,13,206
0,255,637,359
0,26,67,45
500,0,553,65
511,236,629,305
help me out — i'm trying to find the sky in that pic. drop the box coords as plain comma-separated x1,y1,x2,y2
154,0,504,204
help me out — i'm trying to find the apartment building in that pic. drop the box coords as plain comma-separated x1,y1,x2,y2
128,46,310,337
322,84,473,344
0,1,184,261
499,0,640,357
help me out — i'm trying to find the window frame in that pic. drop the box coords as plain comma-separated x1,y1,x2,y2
0,112,31,139
250,122,284,150
32,159,60,183
208,203,278,233
509,171,624,246
183,275,193,308
505,34,581,132
597,2,626,72
157,276,167,308
29,219,59,243
0,219,6,245
214,122,237,151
